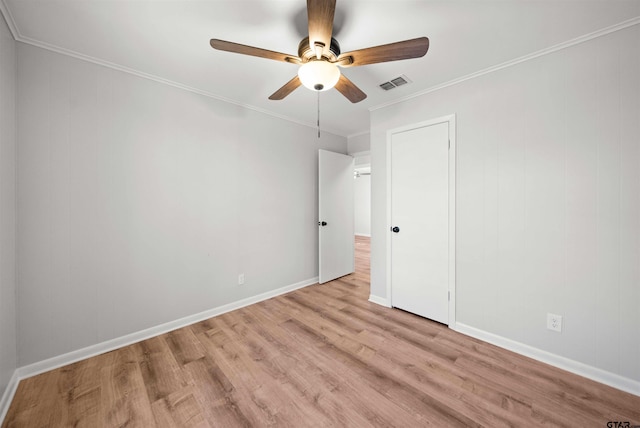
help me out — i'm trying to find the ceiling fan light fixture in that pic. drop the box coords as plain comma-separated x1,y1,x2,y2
298,60,340,92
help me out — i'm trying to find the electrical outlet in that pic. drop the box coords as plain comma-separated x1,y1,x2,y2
238,273,245,285
547,313,562,333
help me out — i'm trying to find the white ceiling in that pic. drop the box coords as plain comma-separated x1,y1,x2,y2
2,0,639,137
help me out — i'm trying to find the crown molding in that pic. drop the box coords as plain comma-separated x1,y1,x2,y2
0,0,347,138
19,34,346,137
0,0,18,39
370,16,640,112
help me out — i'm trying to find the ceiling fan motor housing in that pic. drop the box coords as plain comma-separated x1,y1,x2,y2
298,36,341,62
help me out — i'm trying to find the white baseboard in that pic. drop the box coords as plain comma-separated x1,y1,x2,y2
12,276,318,384
355,233,371,237
454,323,640,397
368,294,391,307
0,371,20,423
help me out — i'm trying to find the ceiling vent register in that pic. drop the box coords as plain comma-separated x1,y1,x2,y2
379,75,412,90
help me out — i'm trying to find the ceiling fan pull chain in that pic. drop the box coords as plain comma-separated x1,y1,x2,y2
317,90,321,138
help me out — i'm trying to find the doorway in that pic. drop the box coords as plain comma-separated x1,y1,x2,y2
386,115,456,325
354,164,371,238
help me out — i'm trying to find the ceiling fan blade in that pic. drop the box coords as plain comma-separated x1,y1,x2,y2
269,76,302,100
334,74,367,103
307,0,336,57
210,39,301,64
337,37,429,67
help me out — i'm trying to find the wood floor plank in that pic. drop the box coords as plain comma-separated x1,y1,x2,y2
150,385,210,428
3,370,65,427
281,298,529,427
101,347,156,427
133,336,190,403
182,356,253,427
196,317,316,426
164,328,206,367
3,236,640,427
216,310,340,426
228,309,378,427
247,304,425,427
58,357,104,427
280,317,478,427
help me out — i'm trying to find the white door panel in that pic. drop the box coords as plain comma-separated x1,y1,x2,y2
391,122,449,324
319,150,354,284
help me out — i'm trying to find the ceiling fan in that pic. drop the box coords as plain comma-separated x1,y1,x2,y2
210,0,429,103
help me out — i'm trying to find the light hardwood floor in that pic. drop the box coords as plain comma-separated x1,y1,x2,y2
3,236,640,427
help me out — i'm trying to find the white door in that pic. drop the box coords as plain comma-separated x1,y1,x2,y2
319,150,354,284
391,122,450,324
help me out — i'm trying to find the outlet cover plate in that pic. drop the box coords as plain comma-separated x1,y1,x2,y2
547,313,562,332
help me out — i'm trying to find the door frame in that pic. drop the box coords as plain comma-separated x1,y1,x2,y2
385,114,457,328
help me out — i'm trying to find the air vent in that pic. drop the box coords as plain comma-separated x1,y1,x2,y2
379,74,412,91
391,76,409,87
380,82,395,91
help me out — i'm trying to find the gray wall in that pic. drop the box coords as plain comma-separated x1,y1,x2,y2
16,43,347,366
348,133,370,155
370,25,640,382
0,12,16,398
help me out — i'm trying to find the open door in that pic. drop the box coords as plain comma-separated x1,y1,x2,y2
318,150,354,284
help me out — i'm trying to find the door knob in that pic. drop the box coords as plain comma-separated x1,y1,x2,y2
318,221,328,226
391,226,400,233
